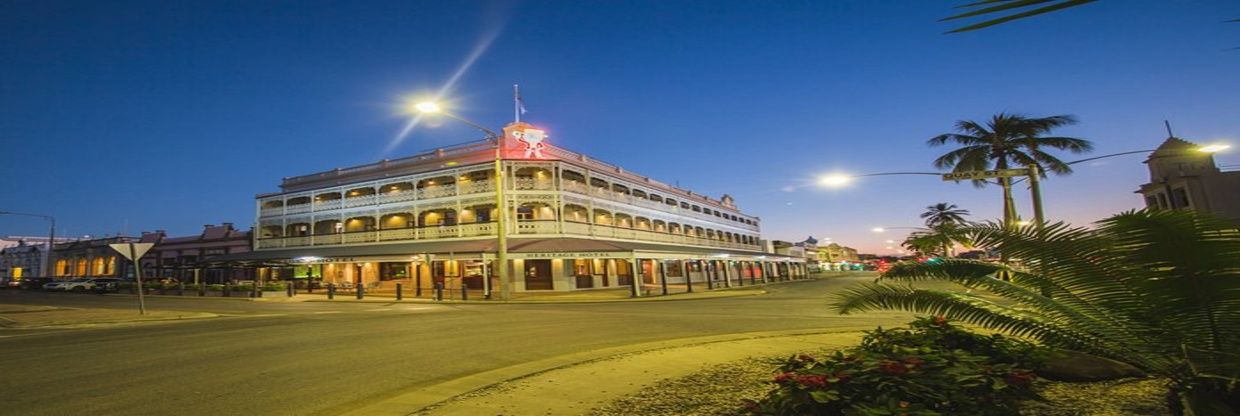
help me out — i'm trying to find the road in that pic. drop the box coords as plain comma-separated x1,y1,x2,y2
1,273,916,416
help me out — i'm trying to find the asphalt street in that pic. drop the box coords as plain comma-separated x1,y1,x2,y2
0,273,915,416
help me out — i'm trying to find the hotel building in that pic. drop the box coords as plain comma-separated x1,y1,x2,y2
217,122,805,294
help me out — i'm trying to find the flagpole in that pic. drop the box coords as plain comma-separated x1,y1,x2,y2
513,84,521,123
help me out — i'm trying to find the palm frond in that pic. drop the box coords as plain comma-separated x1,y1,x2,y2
944,0,1100,34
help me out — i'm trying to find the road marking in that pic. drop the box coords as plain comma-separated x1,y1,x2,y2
312,311,342,314
366,308,395,312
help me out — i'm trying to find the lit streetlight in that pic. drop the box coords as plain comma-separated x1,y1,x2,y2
413,101,510,300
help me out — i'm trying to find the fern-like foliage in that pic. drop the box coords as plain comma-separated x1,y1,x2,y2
942,0,1100,33
831,209,1240,414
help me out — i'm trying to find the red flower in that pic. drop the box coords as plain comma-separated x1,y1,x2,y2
797,354,816,362
878,360,908,375
932,315,948,326
903,357,925,367
794,374,829,388
773,372,795,383
1004,370,1036,387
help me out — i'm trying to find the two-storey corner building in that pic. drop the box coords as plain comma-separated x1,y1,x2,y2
213,122,806,294
138,223,254,284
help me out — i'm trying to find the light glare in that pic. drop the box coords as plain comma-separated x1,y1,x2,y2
415,102,441,113
1199,144,1231,153
818,174,851,187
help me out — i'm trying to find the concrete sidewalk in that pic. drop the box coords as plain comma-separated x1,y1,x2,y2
345,329,870,416
0,303,217,329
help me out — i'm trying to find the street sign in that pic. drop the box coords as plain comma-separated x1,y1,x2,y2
109,243,153,260
941,168,1030,182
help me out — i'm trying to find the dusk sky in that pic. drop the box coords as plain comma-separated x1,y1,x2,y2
3,0,1237,254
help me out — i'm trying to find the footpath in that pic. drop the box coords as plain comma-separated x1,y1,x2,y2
0,303,217,329
346,329,871,416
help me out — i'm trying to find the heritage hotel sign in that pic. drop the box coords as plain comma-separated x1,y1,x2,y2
514,251,629,259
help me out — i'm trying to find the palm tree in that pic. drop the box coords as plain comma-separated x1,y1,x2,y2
928,113,1092,229
921,203,970,227
902,223,972,258
832,210,1240,415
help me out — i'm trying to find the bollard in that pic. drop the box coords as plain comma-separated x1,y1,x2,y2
461,283,468,301
286,283,293,297
396,283,403,301
357,284,364,300
178,283,185,296
327,283,335,300
223,284,231,297
434,282,443,301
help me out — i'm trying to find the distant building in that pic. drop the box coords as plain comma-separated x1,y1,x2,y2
0,235,76,251
817,243,860,270
794,236,821,272
51,236,140,279
0,242,46,281
1137,137,1240,222
139,223,253,284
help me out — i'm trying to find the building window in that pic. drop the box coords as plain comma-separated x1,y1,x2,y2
1172,188,1190,208
573,259,590,277
664,260,684,277
1157,193,1169,210
1145,196,1159,209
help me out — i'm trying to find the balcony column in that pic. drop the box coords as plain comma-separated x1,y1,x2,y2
720,260,731,288
703,260,713,290
629,256,640,297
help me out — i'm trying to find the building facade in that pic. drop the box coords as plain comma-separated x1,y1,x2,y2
0,242,45,282
817,243,860,270
50,236,138,279
1137,137,1240,222
138,223,254,284
221,122,805,294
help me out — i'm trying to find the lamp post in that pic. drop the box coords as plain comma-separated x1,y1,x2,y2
0,211,56,280
414,102,511,300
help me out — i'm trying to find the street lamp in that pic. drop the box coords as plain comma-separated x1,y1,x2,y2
0,211,56,280
818,172,941,188
412,102,510,300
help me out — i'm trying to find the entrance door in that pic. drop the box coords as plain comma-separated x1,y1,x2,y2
523,259,553,290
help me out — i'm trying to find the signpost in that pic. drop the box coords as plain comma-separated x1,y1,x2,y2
109,243,153,315
940,168,1030,182
942,167,1045,227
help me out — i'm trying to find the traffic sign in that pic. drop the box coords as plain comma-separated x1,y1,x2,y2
109,243,153,260
941,168,1030,182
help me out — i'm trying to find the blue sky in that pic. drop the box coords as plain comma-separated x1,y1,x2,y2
2,0,1237,253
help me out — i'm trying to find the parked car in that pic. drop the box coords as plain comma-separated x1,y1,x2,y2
43,278,90,291
92,278,124,293
20,277,55,290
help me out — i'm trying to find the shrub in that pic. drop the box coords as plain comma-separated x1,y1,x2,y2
205,284,225,292
744,317,1042,416
262,282,287,291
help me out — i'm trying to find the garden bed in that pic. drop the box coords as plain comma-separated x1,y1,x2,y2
590,353,1168,416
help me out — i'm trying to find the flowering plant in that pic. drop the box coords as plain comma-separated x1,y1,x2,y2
743,317,1044,415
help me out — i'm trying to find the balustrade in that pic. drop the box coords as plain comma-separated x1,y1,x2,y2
378,228,415,241
316,234,343,245
285,236,311,247
260,207,283,217
285,204,311,214
418,185,456,199
343,231,376,243
377,190,416,204
313,200,342,212
342,196,375,208
458,180,494,195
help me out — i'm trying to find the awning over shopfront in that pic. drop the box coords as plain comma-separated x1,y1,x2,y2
199,237,796,267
